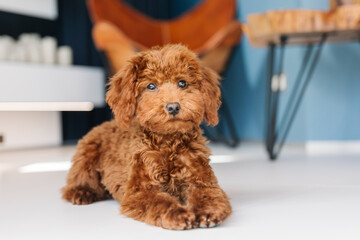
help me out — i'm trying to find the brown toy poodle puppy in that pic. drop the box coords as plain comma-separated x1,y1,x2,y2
62,44,232,230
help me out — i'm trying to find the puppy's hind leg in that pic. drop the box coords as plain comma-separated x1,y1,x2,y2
62,138,110,205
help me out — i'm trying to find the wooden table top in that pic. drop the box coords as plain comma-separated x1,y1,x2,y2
249,28,360,46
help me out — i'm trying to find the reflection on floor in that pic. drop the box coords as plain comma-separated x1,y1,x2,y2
0,143,359,240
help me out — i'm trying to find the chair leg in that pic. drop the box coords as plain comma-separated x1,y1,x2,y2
201,95,240,147
220,96,240,147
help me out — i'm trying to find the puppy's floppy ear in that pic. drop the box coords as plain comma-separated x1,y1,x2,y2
200,64,221,126
106,60,138,128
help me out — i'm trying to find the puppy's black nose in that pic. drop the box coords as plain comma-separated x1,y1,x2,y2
165,102,180,116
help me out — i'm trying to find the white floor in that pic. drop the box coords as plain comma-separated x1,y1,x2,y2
0,143,359,240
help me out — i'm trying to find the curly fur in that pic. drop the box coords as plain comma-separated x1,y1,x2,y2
62,44,231,230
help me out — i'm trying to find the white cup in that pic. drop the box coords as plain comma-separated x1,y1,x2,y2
8,44,27,62
0,35,15,61
57,46,73,66
19,33,42,63
41,36,57,64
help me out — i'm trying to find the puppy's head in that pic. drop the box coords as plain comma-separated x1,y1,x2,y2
106,44,221,134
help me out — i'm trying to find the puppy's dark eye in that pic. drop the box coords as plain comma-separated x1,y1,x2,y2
147,83,157,91
178,80,187,89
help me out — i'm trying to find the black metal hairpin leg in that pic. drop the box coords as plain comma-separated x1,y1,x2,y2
265,43,275,153
265,37,287,159
265,34,327,160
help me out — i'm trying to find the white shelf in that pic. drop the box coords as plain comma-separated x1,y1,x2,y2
0,62,106,110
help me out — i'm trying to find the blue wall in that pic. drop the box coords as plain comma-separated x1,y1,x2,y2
221,0,360,141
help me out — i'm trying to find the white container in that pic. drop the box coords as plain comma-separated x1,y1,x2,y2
19,33,42,63
0,35,15,61
8,44,27,62
57,46,73,66
28,43,41,63
41,36,57,64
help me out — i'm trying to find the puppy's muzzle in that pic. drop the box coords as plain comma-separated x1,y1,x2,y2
165,102,180,116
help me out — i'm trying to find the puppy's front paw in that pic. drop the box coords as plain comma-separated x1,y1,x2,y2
62,186,98,205
195,212,222,228
194,207,231,228
161,207,195,230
